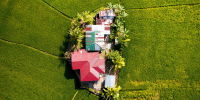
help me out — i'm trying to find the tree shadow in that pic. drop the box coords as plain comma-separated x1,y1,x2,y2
59,34,70,58
58,32,81,89
57,34,69,69
58,33,72,68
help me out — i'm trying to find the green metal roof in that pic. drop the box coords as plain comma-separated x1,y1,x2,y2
86,32,95,51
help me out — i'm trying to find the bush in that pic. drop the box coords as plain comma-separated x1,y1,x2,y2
103,85,122,100
108,3,130,51
108,50,125,71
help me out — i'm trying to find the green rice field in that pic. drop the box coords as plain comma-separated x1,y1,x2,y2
0,0,200,99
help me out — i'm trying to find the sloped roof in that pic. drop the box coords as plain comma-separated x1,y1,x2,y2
93,59,105,73
85,25,110,32
99,10,116,17
71,49,105,81
85,25,111,51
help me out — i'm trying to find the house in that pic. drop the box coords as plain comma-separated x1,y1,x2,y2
71,49,105,81
85,25,111,51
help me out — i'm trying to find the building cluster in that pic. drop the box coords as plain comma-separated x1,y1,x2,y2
85,10,116,51
71,10,116,88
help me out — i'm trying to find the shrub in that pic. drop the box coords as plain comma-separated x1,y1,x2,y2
108,50,125,71
108,3,130,51
117,28,130,51
103,85,122,100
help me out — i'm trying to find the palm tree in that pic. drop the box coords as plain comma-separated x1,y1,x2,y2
108,50,125,71
121,11,128,17
69,27,84,49
103,85,122,100
82,11,94,24
122,28,129,38
77,11,94,26
108,3,113,10
116,4,125,12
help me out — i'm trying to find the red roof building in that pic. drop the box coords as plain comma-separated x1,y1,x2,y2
71,49,105,81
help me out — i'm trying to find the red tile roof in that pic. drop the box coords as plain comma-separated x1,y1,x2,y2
71,49,105,81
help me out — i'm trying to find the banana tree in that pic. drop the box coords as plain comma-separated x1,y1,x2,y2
103,85,122,100
108,3,113,9
69,27,84,49
77,11,94,26
108,50,125,71
121,11,128,17
121,28,129,38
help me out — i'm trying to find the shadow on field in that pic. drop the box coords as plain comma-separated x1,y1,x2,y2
58,58,81,89
58,33,81,89
59,34,70,58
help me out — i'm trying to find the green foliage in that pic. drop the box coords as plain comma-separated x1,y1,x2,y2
103,86,122,100
69,27,84,49
108,3,130,51
117,28,130,51
77,11,95,25
69,27,83,38
107,3,124,15
107,3,128,17
88,88,95,93
71,19,81,29
112,4,125,13
69,10,96,50
108,50,125,70
108,3,113,10
121,11,128,18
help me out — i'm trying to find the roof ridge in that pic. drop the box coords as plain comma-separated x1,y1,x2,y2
89,53,99,67
81,70,99,81
72,61,88,70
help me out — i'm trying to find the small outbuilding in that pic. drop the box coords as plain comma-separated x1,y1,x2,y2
104,75,116,88
96,10,116,25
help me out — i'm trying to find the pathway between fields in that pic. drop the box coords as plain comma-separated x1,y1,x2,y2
126,3,200,10
40,0,73,20
0,38,66,59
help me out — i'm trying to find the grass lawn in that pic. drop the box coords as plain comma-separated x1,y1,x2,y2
118,4,200,99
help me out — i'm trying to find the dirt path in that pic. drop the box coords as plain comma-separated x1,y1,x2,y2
40,0,73,20
126,3,200,10
0,38,66,59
